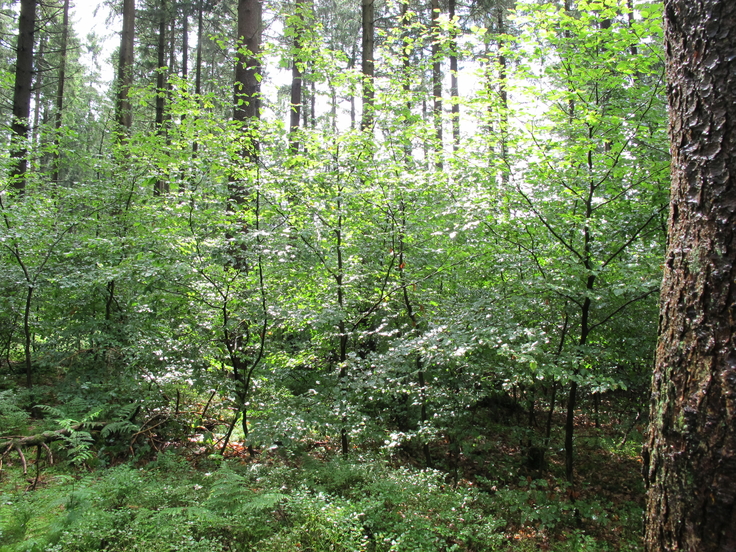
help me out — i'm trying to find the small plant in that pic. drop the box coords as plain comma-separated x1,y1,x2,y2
0,389,30,436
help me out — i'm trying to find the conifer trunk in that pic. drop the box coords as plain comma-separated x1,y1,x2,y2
289,0,306,153
449,0,459,152
154,0,168,195
116,0,135,136
52,0,70,184
10,0,37,194
361,0,374,131
430,0,442,170
643,0,736,549
231,0,262,209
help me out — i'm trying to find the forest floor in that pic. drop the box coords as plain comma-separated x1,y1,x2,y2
0,393,646,551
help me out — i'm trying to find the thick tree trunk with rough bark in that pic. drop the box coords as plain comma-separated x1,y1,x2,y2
10,0,36,194
643,1,736,550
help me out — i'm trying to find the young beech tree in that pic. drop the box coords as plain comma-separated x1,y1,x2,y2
643,0,736,549
501,0,669,485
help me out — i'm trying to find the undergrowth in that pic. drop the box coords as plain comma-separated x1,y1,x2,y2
0,444,643,552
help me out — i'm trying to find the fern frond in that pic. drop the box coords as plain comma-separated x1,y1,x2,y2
101,420,139,438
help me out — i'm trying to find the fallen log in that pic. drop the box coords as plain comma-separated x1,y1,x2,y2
1,426,81,449
1,424,100,476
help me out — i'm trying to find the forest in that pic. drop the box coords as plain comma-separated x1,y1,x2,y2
0,0,733,550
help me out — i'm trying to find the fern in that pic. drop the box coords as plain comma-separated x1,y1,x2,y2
0,390,30,436
34,400,140,467
101,420,138,438
206,464,288,516
60,431,95,467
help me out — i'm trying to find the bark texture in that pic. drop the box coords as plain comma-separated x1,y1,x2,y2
234,0,262,125
10,0,36,193
643,1,736,550
116,0,135,135
289,0,307,153
52,0,70,184
361,0,374,131
430,0,442,169
230,0,262,215
448,0,459,152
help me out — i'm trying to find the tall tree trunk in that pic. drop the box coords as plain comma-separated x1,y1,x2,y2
400,0,412,160
349,48,356,130
116,0,135,137
332,186,350,456
10,0,37,194
430,0,443,170
52,0,70,184
154,0,168,195
234,0,261,127
626,0,637,56
496,6,509,186
181,9,188,79
361,0,374,131
233,0,261,161
448,0,459,153
230,0,262,218
643,1,736,550
31,31,45,173
288,0,307,153
192,0,203,156
155,0,166,132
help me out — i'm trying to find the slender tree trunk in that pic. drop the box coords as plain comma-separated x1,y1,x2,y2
349,49,356,130
10,0,37,194
155,0,166,132
361,0,374,131
643,1,736,549
192,0,203,156
626,0,637,56
334,189,350,456
288,0,304,153
232,0,262,181
448,0,459,153
496,7,509,186
177,6,189,193
31,32,45,168
430,0,443,170
546,312,568,448
234,0,261,126
302,74,310,129
565,198,595,484
154,0,168,195
23,284,33,388
52,0,70,184
116,0,135,137
229,0,262,257
181,9,188,79
400,259,432,468
400,0,412,160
